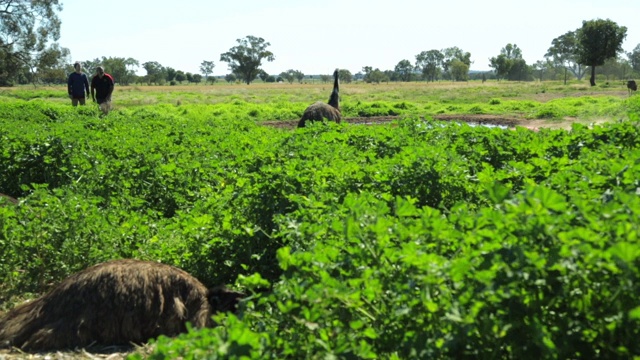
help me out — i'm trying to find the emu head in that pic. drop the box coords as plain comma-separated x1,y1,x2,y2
207,286,245,313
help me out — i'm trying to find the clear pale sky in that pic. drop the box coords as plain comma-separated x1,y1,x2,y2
58,0,640,76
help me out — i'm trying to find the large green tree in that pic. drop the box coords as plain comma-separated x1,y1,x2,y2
627,43,640,73
220,35,274,85
415,50,443,82
279,69,295,84
0,46,22,85
142,61,166,85
165,67,176,82
449,59,469,82
575,19,627,86
489,44,530,81
82,57,138,85
0,0,63,86
442,47,471,80
545,31,586,84
508,58,531,81
489,54,509,81
362,66,387,84
394,59,414,82
502,43,522,59
200,60,215,82
175,70,186,84
279,69,304,84
79,59,101,76
34,43,70,85
338,69,352,84
258,69,269,82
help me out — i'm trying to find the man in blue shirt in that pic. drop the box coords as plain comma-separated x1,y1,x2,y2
67,62,90,106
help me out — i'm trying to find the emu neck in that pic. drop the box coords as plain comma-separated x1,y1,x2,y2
328,90,339,109
328,72,340,109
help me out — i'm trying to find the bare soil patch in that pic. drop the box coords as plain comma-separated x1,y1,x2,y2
260,114,613,131
0,346,137,359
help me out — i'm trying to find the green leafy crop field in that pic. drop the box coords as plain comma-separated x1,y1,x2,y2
1,81,639,359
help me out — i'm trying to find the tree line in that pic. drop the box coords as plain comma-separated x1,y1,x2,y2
0,1,635,87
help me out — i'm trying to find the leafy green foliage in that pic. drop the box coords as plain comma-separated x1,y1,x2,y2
1,91,639,358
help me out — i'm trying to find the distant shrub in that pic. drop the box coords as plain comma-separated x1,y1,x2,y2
489,98,501,105
392,102,415,110
534,107,560,119
342,101,403,117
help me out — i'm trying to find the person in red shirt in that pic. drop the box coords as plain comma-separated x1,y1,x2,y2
90,66,115,115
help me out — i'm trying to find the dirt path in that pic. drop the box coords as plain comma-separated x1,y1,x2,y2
260,114,614,131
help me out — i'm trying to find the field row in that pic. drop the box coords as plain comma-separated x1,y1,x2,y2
1,92,639,358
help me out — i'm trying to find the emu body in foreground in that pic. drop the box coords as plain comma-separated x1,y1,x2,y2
0,193,17,205
0,259,244,351
298,68,341,127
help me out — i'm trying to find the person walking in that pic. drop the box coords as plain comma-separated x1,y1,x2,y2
91,66,115,115
67,62,90,106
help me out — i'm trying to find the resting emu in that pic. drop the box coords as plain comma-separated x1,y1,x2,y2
0,193,18,205
0,259,244,351
298,68,341,127
627,79,637,95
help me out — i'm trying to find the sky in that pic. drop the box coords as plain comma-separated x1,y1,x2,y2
58,0,640,77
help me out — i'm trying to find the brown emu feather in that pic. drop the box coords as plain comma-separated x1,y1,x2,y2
0,259,244,351
0,193,18,205
298,68,341,127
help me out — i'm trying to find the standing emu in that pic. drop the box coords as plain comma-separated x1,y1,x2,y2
0,259,244,351
627,79,637,96
298,69,341,128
